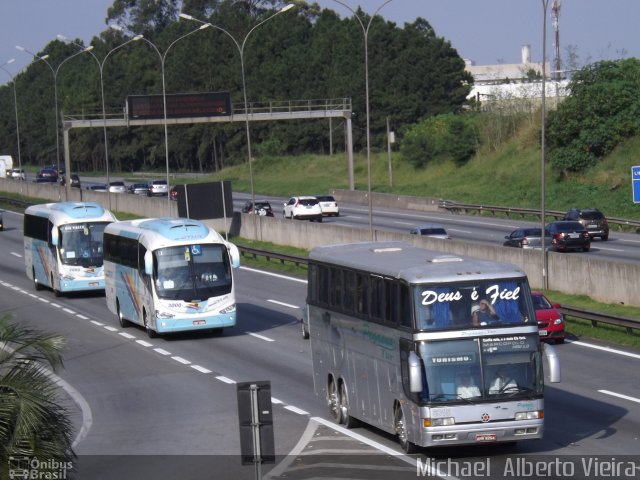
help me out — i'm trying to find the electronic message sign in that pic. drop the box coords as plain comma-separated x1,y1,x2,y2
127,92,232,120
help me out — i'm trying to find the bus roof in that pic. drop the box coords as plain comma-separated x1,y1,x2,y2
309,241,526,284
105,217,225,244
25,201,116,222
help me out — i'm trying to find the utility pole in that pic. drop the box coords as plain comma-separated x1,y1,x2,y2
552,0,561,80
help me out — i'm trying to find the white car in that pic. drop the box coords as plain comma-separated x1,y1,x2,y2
409,224,451,239
108,181,127,193
147,179,168,197
315,195,340,217
283,196,323,222
7,168,26,180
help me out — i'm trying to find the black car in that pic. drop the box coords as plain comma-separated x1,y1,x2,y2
503,227,549,249
562,208,609,241
546,221,591,252
60,173,81,188
242,200,274,217
36,168,58,181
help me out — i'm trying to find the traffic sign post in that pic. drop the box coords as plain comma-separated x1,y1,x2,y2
633,166,640,203
237,381,275,479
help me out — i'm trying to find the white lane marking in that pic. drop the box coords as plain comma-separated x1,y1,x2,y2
90,320,104,326
240,265,307,284
118,332,136,339
38,297,49,303
172,356,191,365
191,365,212,374
599,389,640,404
136,340,153,347
154,348,171,356
271,397,284,405
284,405,309,415
216,376,236,384
10,252,22,258
568,340,640,359
596,246,626,252
62,308,76,315
28,293,38,298
51,303,63,308
248,332,275,342
104,326,118,332
393,221,414,226
267,299,299,309
77,314,89,320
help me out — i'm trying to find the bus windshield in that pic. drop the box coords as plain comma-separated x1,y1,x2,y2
417,335,543,405
153,244,232,301
413,278,533,330
59,222,110,267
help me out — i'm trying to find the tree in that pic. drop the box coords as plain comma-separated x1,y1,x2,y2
546,58,640,174
0,315,74,471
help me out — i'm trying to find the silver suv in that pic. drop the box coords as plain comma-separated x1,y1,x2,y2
562,208,609,241
147,179,168,197
283,196,323,222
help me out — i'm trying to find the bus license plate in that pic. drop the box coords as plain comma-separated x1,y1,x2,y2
193,320,205,325
476,434,497,441
539,329,548,336
89,282,99,286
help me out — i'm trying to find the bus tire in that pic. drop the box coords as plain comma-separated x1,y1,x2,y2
116,300,129,328
143,310,158,338
51,274,61,297
395,406,417,454
328,378,342,424
33,268,43,291
339,382,358,428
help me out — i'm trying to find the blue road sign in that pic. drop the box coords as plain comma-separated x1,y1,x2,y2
633,166,640,203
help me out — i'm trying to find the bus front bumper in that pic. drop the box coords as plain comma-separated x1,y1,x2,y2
155,313,236,333
419,419,544,447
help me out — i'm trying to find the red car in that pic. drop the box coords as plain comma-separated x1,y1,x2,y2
531,291,565,344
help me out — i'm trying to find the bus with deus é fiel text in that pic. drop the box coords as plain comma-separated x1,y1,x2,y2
23,201,117,295
307,241,561,453
103,217,240,338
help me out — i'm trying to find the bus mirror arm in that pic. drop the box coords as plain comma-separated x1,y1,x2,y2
408,351,423,393
144,251,153,276
543,343,561,383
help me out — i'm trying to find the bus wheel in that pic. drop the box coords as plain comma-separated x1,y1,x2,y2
328,379,342,424
395,406,417,454
33,269,42,291
143,310,158,338
339,382,358,428
51,274,61,297
116,300,129,328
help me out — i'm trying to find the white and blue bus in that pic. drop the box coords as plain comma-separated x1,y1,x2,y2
308,241,561,453
23,202,117,295
103,217,240,337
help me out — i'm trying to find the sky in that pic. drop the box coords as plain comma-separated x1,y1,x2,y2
1,0,639,85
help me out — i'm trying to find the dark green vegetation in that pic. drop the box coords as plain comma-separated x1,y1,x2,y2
0,0,470,173
0,315,75,476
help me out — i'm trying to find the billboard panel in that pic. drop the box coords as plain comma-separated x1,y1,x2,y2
127,92,232,120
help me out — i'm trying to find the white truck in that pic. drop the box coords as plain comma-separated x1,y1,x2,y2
0,155,14,178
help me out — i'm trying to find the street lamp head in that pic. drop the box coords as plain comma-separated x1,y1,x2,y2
109,24,123,32
84,45,95,52
179,13,194,20
7,58,15,64
15,45,25,52
280,4,295,13
198,23,211,31
132,34,144,41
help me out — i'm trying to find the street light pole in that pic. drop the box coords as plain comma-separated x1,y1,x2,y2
332,0,393,240
133,24,211,215
0,59,23,192
541,0,549,290
16,44,95,198
180,4,295,220
59,33,142,209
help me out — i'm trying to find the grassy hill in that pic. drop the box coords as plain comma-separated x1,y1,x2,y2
203,123,640,221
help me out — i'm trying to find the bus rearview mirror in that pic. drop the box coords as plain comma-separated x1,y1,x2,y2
408,351,423,393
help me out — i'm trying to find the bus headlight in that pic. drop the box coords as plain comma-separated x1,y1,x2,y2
424,417,455,427
219,304,236,314
515,410,543,420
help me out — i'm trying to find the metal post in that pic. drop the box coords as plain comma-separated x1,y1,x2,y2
249,384,262,480
541,0,549,290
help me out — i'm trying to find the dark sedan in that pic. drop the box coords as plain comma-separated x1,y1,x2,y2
546,220,591,252
503,227,549,249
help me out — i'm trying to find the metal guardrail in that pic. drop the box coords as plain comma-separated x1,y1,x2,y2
439,200,640,231
238,245,640,335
